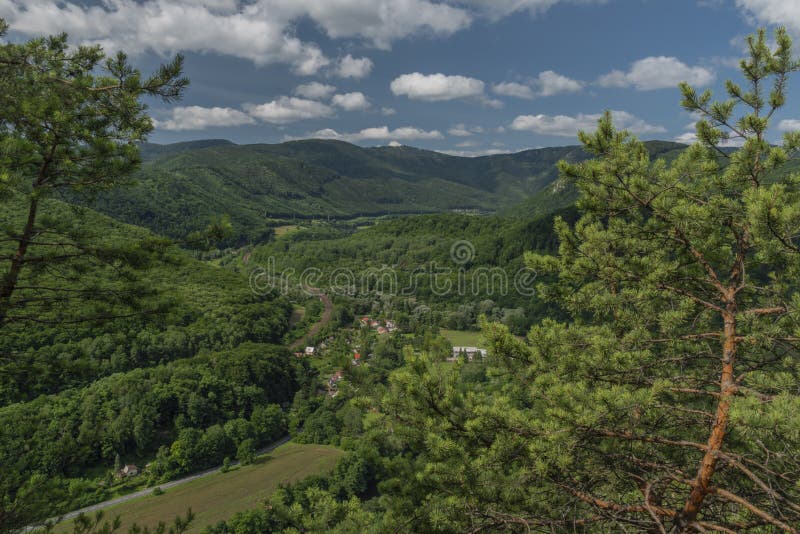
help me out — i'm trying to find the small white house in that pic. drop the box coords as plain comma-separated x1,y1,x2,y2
450,346,488,361
118,464,139,478
305,346,315,355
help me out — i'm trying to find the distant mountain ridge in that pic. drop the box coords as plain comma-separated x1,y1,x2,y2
82,138,687,244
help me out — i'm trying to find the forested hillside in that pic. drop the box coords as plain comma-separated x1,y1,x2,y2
4,12,800,534
243,207,580,334
80,140,574,244
77,139,684,245
209,29,800,533
0,197,301,527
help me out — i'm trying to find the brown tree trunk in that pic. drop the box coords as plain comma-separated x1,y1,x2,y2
0,144,55,323
678,304,737,528
0,194,39,320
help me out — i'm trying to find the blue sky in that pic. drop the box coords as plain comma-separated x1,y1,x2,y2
2,0,799,155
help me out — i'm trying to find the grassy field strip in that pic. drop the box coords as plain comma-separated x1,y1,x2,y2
273,225,301,237
56,443,344,533
440,329,484,347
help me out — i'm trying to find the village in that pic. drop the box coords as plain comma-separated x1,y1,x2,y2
293,315,489,398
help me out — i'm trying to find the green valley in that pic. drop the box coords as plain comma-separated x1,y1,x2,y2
3,14,800,534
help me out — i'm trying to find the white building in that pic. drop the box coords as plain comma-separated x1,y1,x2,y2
449,346,488,361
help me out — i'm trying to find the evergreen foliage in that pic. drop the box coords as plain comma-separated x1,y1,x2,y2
0,17,187,325
379,28,800,531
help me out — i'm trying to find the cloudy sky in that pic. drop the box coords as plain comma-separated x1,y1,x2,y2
2,0,799,155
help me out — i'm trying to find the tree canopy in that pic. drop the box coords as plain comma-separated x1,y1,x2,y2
381,27,800,532
0,17,188,325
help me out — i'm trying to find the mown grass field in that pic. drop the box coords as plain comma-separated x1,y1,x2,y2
440,329,484,347
56,443,343,533
273,224,301,237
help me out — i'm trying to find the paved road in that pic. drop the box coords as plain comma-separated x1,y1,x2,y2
289,288,333,350
27,436,291,531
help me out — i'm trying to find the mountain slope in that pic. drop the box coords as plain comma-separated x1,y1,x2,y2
82,139,688,245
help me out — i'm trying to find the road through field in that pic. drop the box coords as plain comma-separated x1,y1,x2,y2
28,436,290,531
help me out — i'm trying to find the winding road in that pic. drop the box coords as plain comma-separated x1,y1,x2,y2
240,249,333,351
289,287,333,351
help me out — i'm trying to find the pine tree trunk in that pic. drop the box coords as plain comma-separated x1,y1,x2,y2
1,143,56,323
679,304,737,527
0,194,39,322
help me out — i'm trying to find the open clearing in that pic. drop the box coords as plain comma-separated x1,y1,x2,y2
289,305,306,327
273,225,301,237
55,443,343,533
440,329,484,347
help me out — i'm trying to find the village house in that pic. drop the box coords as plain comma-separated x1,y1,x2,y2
448,346,488,362
117,464,139,478
360,317,398,333
328,370,345,397
329,370,344,387
304,346,315,355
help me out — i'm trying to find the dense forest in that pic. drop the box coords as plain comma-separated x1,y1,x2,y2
210,28,800,533
243,207,580,334
0,22,300,531
2,15,800,534
76,138,690,248
80,139,593,245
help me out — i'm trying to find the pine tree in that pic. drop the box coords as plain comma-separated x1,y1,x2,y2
0,18,187,531
0,18,188,326
383,28,800,532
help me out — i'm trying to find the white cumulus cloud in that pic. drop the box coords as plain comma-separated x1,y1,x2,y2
450,0,608,21
0,0,332,73
391,72,485,101
510,110,665,137
492,82,536,99
311,126,444,142
0,0,472,71
448,124,484,136
735,0,800,36
332,92,371,111
536,70,584,96
154,106,255,130
493,71,583,99
334,54,374,78
294,82,337,100
779,119,800,131
674,131,699,144
245,96,334,124
598,56,715,91
274,0,472,49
